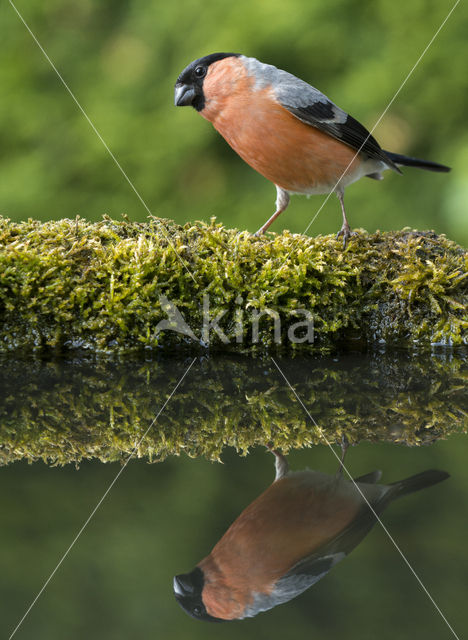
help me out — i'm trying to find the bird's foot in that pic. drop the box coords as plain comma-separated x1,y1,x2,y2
266,442,289,480
254,225,268,236
336,224,357,249
338,434,350,476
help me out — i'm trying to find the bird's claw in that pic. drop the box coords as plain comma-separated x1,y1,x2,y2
266,443,289,480
336,226,357,249
338,434,350,476
266,441,280,456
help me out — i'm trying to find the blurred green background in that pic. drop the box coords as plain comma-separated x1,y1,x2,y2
1,0,467,244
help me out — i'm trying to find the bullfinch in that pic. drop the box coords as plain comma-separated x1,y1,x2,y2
173,448,449,621
174,53,450,246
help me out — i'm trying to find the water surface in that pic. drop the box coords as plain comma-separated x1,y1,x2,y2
0,349,466,638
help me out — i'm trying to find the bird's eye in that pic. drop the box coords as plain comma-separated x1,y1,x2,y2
194,66,206,79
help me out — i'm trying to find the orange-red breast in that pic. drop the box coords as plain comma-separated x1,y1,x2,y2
173,449,449,621
174,53,450,246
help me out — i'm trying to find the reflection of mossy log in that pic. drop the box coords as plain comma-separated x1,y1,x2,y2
0,352,466,465
0,216,466,353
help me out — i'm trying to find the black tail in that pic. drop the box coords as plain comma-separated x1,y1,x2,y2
388,469,450,502
384,151,450,173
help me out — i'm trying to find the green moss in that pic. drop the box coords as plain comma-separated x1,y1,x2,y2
0,216,466,353
0,352,466,466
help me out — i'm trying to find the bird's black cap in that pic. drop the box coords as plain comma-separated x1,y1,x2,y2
176,52,240,85
173,567,224,622
174,53,240,111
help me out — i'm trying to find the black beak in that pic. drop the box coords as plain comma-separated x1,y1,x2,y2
173,570,225,623
173,574,193,596
174,84,195,107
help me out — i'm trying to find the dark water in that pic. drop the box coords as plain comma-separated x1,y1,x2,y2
0,350,467,639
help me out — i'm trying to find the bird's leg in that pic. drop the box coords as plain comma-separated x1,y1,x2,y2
255,187,290,235
338,434,349,476
266,442,289,480
335,191,357,249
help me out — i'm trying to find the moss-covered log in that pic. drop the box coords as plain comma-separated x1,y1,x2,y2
0,351,466,466
0,216,466,353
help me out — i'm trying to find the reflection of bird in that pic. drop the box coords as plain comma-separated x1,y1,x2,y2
174,448,449,621
174,53,450,246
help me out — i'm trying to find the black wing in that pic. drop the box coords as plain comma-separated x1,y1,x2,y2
284,102,401,173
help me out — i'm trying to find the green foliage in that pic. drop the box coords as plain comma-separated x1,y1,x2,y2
1,0,467,243
0,352,466,465
0,216,466,354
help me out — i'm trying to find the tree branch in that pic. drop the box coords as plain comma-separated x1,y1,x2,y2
0,216,466,353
